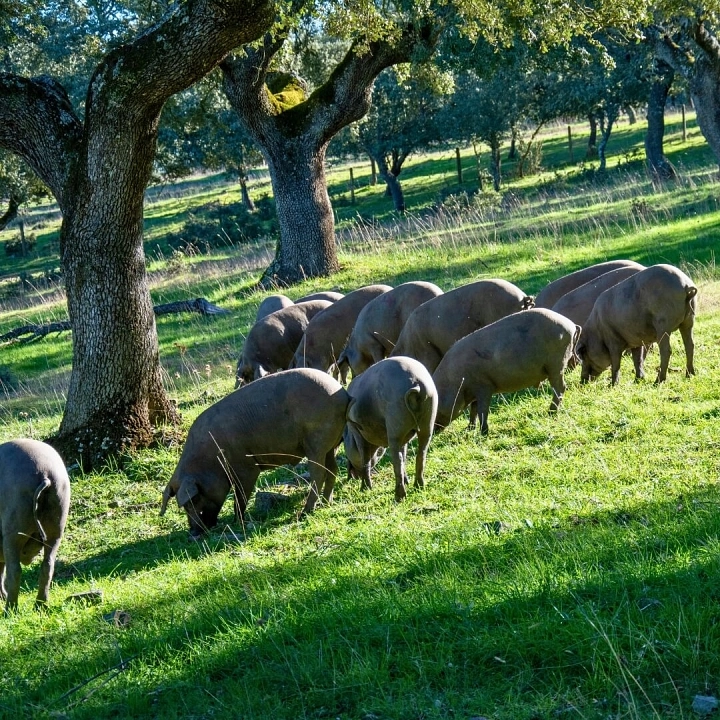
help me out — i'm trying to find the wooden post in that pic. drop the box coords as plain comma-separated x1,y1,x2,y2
682,104,687,142
349,168,356,205
456,147,463,184
567,125,574,163
370,158,377,186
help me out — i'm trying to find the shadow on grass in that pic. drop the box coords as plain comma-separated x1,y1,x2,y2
4,487,720,719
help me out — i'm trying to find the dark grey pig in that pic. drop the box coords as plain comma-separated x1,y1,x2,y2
337,281,443,378
235,299,332,387
343,357,437,501
433,308,580,435
577,264,697,385
0,439,70,612
390,279,534,373
255,294,294,322
292,284,393,381
534,260,645,309
161,368,350,534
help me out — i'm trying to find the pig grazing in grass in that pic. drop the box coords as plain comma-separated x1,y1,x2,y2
0,439,70,613
343,357,437,502
577,264,697,385
390,279,534,373
432,308,580,435
161,369,350,534
292,284,393,381
235,300,332,387
551,266,644,326
534,260,645,309
255,294,294,322
338,281,444,378
295,291,344,304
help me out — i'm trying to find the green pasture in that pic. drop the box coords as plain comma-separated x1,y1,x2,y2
2,113,720,718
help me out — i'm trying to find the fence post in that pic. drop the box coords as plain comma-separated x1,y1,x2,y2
682,104,687,142
567,125,574,163
456,147,463,184
349,168,356,205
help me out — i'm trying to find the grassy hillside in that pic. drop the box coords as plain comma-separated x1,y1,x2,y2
1,113,720,719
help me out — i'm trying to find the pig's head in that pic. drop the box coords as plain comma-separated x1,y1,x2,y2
343,422,384,480
160,471,230,537
576,333,610,383
235,358,268,388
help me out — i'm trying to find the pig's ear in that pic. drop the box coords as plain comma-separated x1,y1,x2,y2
159,483,175,516
176,478,199,508
347,397,360,424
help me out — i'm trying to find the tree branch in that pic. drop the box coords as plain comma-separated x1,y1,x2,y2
0,74,83,209
0,298,229,345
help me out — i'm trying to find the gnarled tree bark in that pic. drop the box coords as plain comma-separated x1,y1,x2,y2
0,1,275,467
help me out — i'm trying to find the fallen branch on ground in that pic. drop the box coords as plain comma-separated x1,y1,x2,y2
0,297,229,345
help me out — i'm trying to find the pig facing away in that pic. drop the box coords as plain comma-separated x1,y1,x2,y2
338,281,444,378
295,291,344,304
235,299,332,387
433,308,580,435
390,279,534,373
292,284,393,381
255,294,294,322
577,263,697,385
161,368,350,534
0,439,70,612
344,357,438,502
534,259,645,309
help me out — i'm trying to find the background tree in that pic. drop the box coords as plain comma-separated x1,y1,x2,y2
0,0,276,466
348,65,450,212
653,12,720,172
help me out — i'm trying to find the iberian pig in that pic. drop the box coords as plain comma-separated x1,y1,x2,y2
534,260,645,309
390,279,534,373
0,439,70,612
337,281,443,378
160,368,350,534
551,266,644,326
577,264,697,385
292,284,393,381
433,308,580,435
295,291,344,304
235,300,332,387
551,265,645,371
255,294,294,322
343,357,437,502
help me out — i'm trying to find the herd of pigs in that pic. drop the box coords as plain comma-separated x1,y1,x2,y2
0,259,699,612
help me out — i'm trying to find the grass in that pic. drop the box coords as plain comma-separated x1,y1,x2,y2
2,112,720,718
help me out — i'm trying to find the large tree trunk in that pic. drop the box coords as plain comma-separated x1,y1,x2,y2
0,1,275,467
221,23,434,286
260,139,338,285
645,59,678,180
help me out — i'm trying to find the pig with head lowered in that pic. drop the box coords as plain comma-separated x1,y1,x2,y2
337,281,444,378
433,308,580,435
292,284,393,382
0,439,70,612
255,294,294,322
161,369,350,534
295,290,344,304
343,357,438,502
534,259,645,309
577,263,697,385
390,279,534,373
235,299,332,387
551,265,645,370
